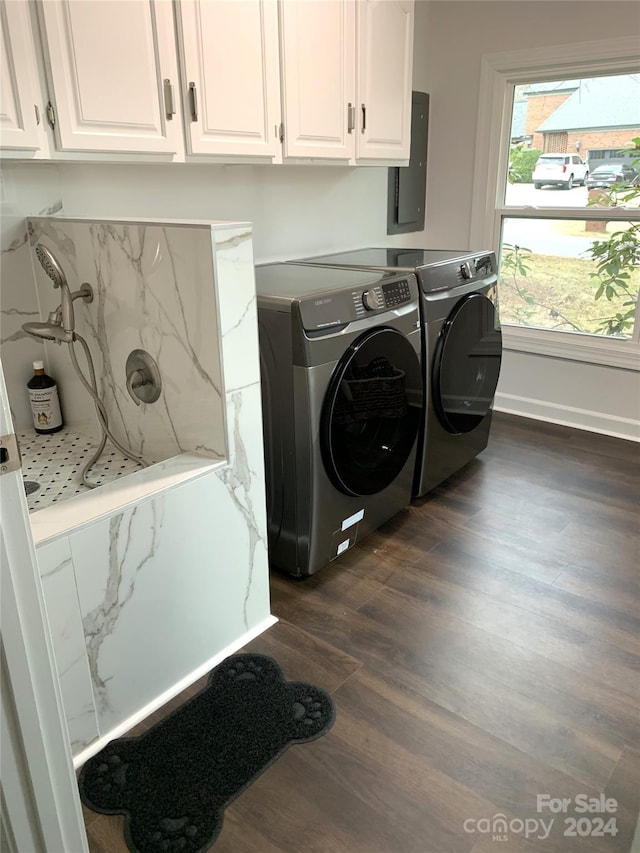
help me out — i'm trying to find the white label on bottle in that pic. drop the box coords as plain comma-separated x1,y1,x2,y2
28,386,62,430
337,539,350,556
341,509,364,531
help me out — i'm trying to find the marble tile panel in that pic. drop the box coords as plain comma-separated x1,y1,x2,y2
0,165,62,428
213,225,261,394
219,381,271,630
36,537,99,753
70,419,271,735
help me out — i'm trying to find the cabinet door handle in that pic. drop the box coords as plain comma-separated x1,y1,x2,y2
361,104,366,133
347,103,355,133
189,82,198,122
163,79,175,120
46,101,56,130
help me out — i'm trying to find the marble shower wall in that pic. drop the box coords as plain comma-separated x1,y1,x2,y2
0,165,63,428
26,217,226,463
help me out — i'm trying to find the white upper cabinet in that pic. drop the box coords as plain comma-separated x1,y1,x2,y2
176,0,281,160
278,0,414,164
38,0,182,155
279,0,355,160
0,0,48,154
8,0,414,165
356,0,414,162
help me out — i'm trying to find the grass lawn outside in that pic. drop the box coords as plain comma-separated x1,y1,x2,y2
498,251,640,338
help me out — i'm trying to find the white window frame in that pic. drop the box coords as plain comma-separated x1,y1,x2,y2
470,36,640,372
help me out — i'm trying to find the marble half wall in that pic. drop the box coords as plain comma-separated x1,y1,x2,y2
32,221,273,757
26,217,227,463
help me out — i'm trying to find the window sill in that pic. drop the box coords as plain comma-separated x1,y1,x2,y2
502,324,640,371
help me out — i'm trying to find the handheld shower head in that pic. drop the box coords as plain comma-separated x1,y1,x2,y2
35,244,67,289
34,244,75,333
22,320,73,343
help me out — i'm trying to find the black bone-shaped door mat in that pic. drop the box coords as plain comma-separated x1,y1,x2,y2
79,653,335,852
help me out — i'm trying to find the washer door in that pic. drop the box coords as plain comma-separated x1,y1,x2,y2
433,293,502,434
321,327,421,497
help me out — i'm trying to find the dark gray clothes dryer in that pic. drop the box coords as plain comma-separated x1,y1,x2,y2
255,263,423,577
291,249,502,497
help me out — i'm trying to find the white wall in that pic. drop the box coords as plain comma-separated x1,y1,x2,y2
55,163,389,263
413,0,640,440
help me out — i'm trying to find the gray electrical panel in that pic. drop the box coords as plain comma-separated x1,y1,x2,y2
387,92,429,235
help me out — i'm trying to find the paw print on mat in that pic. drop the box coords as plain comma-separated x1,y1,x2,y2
148,816,198,852
87,753,128,808
293,694,323,726
289,685,333,738
218,653,282,684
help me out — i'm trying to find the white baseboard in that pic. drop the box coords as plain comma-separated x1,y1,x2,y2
494,393,640,443
73,614,278,769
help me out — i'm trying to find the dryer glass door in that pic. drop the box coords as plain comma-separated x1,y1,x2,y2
433,292,502,434
321,327,421,496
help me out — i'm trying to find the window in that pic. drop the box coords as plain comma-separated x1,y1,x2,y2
471,37,640,370
503,73,639,339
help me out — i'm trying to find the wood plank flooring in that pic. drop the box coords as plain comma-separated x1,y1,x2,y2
83,413,640,853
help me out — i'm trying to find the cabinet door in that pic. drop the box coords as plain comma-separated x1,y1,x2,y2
356,0,414,162
0,0,47,153
279,0,355,160
177,0,281,160
38,0,181,155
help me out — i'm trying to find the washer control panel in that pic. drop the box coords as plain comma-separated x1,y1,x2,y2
353,278,413,316
382,277,412,306
362,286,384,311
297,272,418,331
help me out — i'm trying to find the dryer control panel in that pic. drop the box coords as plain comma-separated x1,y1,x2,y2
418,251,497,294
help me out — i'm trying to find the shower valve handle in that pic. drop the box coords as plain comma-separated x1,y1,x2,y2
125,350,162,406
126,369,146,406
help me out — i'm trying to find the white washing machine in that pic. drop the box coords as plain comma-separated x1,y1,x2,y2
292,249,503,497
255,262,423,576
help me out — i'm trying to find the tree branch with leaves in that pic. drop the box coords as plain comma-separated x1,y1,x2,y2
586,137,640,336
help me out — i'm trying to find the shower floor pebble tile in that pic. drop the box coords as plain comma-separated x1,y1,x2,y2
19,430,144,513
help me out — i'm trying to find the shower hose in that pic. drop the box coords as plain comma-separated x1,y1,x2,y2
68,333,148,489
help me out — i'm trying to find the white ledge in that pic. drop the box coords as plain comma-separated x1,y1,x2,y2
29,452,226,547
502,325,640,371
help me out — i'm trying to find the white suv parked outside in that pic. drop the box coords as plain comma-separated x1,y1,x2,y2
532,154,589,189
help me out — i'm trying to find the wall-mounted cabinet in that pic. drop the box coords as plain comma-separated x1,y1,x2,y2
37,0,182,156
279,0,355,160
175,0,282,161
0,0,414,166
356,0,414,162
279,0,414,164
0,0,49,156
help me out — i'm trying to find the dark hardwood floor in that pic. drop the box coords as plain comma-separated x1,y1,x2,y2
84,413,640,853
